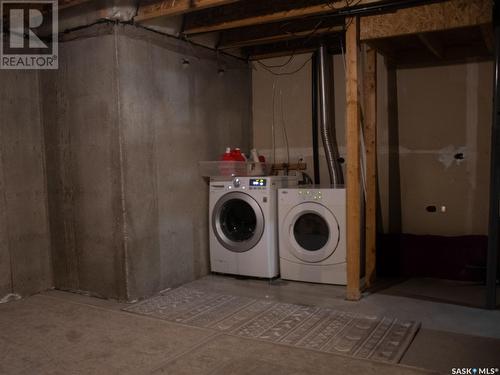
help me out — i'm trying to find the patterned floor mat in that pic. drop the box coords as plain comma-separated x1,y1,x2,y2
123,286,420,363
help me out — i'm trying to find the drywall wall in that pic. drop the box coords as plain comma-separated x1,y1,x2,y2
252,55,492,236
0,70,52,300
252,54,346,184
41,26,128,299
40,24,251,301
116,25,252,300
396,62,492,236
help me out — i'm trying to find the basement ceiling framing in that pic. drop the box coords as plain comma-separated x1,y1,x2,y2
56,0,493,63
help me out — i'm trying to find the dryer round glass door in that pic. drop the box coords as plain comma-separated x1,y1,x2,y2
281,202,340,263
212,192,265,252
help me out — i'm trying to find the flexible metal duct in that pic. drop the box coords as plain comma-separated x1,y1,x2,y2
311,52,320,185
317,44,344,187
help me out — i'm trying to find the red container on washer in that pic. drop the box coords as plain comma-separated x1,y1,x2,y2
221,147,234,161
231,148,246,162
219,147,239,176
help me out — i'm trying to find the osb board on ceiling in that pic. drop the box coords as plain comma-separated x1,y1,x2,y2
360,0,492,41
368,25,492,68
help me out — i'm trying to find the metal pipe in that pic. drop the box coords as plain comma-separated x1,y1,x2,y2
311,51,320,185
318,44,343,187
486,0,500,309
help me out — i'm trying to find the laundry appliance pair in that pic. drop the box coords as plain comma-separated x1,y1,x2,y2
208,176,346,285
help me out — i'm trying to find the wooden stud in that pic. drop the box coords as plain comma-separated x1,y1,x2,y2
363,46,377,288
345,16,361,301
135,0,239,23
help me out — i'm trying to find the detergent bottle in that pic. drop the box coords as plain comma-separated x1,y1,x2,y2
221,147,233,161
232,148,246,162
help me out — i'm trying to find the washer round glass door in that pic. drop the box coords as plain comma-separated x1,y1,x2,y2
282,202,340,263
212,192,265,253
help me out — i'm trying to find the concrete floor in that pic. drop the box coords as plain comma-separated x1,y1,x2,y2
377,277,500,308
0,275,499,374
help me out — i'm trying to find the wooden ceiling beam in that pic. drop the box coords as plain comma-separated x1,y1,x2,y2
183,0,381,35
360,0,492,41
58,0,93,10
218,17,344,50
135,0,240,23
245,33,343,60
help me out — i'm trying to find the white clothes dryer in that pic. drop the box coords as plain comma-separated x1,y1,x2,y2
278,187,346,285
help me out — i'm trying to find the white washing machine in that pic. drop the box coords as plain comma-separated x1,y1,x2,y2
278,187,346,285
209,176,296,278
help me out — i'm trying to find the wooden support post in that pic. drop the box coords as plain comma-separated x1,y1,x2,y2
346,16,361,301
363,46,377,288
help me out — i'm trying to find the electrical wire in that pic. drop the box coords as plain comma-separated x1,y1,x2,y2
271,81,277,164
258,54,296,68
280,88,291,165
339,34,347,75
257,56,312,76
254,19,324,76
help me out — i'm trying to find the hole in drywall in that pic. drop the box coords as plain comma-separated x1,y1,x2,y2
454,153,464,160
426,205,437,213
337,157,345,164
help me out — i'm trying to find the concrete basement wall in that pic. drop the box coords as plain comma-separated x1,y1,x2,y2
41,26,127,299
0,70,52,301
115,25,252,300
252,54,492,236
40,24,251,301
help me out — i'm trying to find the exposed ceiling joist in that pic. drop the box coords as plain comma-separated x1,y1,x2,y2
135,0,240,23
58,0,93,10
218,16,344,50
245,32,343,60
183,0,381,35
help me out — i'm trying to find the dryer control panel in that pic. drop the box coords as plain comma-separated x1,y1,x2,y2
297,189,323,201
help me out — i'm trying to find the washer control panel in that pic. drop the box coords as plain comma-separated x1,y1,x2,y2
249,178,267,190
211,177,296,192
225,177,270,191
